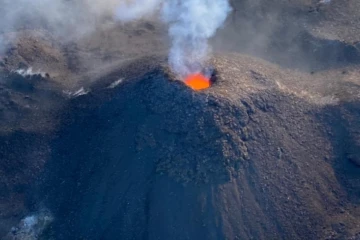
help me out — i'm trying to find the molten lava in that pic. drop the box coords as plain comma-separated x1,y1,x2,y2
184,73,211,90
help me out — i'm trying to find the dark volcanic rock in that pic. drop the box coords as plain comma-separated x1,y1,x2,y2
0,71,64,238
36,55,360,240
0,1,359,238
349,154,360,167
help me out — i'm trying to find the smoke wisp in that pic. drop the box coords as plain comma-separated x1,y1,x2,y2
116,0,232,77
0,0,120,42
0,0,231,78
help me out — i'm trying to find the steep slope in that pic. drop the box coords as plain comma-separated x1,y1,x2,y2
1,1,360,238
39,54,360,240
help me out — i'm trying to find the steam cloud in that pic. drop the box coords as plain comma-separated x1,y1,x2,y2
116,0,232,77
0,0,231,78
0,0,119,41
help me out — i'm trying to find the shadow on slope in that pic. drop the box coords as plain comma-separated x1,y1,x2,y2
320,97,360,204
37,61,360,239
0,71,64,238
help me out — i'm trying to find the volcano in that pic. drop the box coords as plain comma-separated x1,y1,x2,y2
32,55,359,240
1,1,360,239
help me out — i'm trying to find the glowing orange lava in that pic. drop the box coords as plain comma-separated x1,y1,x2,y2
184,73,210,90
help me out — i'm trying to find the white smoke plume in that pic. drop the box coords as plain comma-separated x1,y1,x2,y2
0,0,119,40
116,0,162,22
116,0,232,78
0,0,231,78
6,208,53,240
14,67,46,78
0,0,121,72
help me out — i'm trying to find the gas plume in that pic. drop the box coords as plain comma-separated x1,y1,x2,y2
0,0,119,41
116,0,232,77
0,0,231,78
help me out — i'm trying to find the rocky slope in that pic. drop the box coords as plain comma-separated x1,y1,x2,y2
35,54,359,240
0,0,359,239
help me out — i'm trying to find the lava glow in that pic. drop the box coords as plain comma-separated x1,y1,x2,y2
184,73,211,90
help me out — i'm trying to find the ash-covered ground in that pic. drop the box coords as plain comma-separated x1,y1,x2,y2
0,0,360,239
